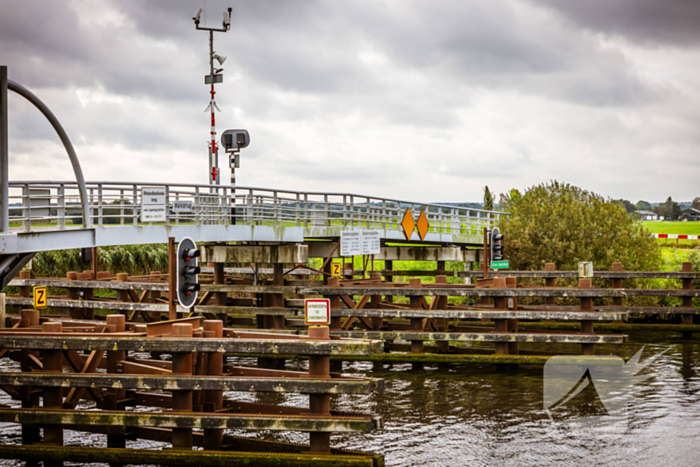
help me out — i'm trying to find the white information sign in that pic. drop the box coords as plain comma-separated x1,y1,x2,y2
361,230,381,255
304,299,331,325
142,187,166,205
340,231,362,256
141,187,166,222
341,230,381,256
172,200,193,213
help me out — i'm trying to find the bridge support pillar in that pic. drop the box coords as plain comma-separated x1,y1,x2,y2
259,263,286,370
213,263,228,326
326,277,343,373
409,278,424,371
681,262,695,339
149,271,161,322
579,278,595,355
105,314,127,462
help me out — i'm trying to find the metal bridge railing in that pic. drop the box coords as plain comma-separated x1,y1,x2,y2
7,181,504,237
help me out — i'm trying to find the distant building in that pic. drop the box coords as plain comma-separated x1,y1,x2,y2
636,210,658,221
680,208,700,222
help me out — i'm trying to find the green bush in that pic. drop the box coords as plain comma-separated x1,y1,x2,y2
30,244,169,278
498,181,662,273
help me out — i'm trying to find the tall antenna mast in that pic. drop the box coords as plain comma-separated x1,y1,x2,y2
193,7,232,189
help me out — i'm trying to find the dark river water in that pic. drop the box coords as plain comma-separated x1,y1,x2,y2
1,332,699,467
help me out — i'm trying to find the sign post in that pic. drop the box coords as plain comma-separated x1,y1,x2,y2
491,260,509,270
305,297,332,452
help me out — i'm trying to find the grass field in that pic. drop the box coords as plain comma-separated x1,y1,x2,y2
643,221,700,235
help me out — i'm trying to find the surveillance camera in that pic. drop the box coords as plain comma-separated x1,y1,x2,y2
193,8,202,23
221,129,250,152
223,10,231,28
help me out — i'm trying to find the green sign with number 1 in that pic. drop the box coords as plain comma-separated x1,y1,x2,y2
491,260,509,270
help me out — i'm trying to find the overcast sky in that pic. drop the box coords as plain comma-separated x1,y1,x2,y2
1,0,698,204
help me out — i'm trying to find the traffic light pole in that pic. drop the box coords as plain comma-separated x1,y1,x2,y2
168,237,177,321
0,66,8,233
482,228,488,279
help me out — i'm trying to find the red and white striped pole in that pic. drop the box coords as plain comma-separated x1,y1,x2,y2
210,80,217,186
208,30,220,189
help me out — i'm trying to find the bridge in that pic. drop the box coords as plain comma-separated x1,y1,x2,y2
0,67,502,287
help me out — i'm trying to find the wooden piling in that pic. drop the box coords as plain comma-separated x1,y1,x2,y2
506,276,519,355
326,277,343,373
308,325,331,453
544,263,556,306
681,262,694,338
171,323,194,450
20,308,40,461
435,275,450,355
408,278,424,370
149,271,161,322
105,314,126,454
579,278,595,355
41,321,64,467
203,320,224,451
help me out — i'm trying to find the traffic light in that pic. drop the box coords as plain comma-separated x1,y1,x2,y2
490,227,504,266
176,237,201,308
221,129,250,152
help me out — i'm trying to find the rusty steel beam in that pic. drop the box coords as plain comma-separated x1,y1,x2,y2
0,335,383,355
9,279,169,291
299,286,700,298
328,308,627,321
458,270,700,279
0,408,380,432
0,373,383,394
0,445,378,467
330,331,627,344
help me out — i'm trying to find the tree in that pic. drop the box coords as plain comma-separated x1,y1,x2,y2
498,181,661,272
664,196,674,216
692,197,700,210
652,205,666,218
499,189,521,207
671,202,682,220
636,200,652,211
613,199,636,213
483,186,493,211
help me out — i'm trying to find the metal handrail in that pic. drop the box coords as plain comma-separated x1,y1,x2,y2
6,181,505,237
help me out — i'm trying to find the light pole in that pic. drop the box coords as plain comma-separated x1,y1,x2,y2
193,7,231,190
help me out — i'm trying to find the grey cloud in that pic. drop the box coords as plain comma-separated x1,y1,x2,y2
1,0,699,202
530,0,700,47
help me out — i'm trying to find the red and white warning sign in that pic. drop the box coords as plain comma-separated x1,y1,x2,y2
304,299,331,325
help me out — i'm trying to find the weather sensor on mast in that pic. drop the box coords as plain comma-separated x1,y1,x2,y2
193,6,232,188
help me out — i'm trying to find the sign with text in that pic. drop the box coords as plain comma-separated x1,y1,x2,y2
172,200,193,213
491,260,509,270
33,286,48,308
340,231,362,256
340,230,381,256
361,230,381,255
141,187,166,222
304,299,331,325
